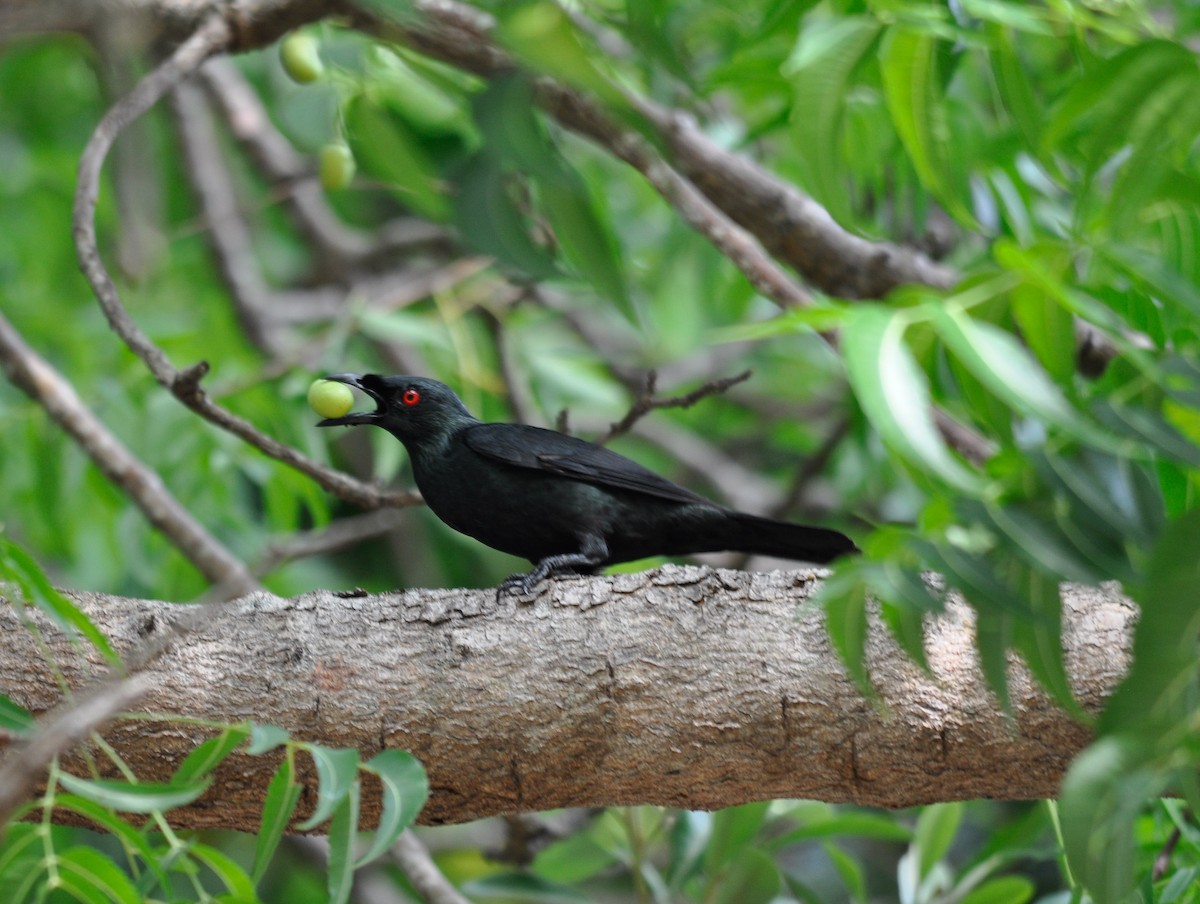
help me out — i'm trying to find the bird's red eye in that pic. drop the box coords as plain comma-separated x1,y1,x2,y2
402,388,420,407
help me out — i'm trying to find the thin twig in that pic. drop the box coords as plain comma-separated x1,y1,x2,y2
70,18,416,512
254,509,408,577
597,370,752,444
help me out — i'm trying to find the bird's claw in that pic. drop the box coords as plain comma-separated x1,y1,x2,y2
496,572,539,602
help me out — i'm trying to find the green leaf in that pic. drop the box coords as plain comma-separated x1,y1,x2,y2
172,726,250,785
252,755,303,885
326,779,361,904
356,750,429,867
914,802,962,879
785,18,882,224
704,801,770,874
463,872,594,903
958,875,1035,904
1103,243,1200,321
454,153,559,280
296,745,359,831
0,692,34,737
1094,400,1200,468
933,308,1124,453
496,1,627,111
842,306,982,493
1060,738,1163,904
344,93,450,221
1043,41,1198,169
246,723,289,756
1100,507,1200,736
56,773,210,813
666,810,711,888
190,844,256,900
714,847,780,904
974,608,1012,714
879,26,969,222
822,571,871,696
0,537,120,665
55,846,141,904
1010,282,1076,384
1009,567,1082,717
53,794,171,892
822,841,866,902
771,811,912,847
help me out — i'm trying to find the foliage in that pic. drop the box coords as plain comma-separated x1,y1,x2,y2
2,0,1200,901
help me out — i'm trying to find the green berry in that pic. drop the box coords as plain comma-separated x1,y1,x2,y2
319,142,356,191
280,33,324,84
308,379,354,419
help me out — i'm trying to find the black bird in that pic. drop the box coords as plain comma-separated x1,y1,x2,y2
317,374,858,594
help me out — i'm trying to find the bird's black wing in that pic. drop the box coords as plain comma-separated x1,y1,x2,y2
462,423,708,505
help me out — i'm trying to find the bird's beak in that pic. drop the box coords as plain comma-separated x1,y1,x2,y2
315,373,384,427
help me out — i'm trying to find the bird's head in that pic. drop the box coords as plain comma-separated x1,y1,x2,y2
315,374,476,446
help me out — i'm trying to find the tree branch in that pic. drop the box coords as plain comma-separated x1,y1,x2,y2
3,569,1134,829
0,312,259,596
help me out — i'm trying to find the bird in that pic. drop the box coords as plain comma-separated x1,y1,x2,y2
317,373,858,594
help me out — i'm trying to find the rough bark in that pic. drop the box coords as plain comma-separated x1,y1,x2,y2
1,566,1135,830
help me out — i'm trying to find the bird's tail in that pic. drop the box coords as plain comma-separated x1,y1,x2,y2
717,511,858,564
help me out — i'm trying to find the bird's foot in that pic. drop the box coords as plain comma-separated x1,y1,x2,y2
496,571,540,602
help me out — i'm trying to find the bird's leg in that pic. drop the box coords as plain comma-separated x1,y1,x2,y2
497,535,608,599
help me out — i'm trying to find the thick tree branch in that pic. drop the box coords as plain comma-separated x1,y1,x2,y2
2,568,1134,829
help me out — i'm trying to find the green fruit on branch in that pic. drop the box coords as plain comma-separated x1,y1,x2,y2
280,33,324,84
308,379,355,419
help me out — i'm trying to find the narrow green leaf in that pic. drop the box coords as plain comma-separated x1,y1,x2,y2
974,609,1012,714
714,847,780,904
1010,282,1076,384
667,810,711,888
539,163,632,318
1059,738,1160,904
1009,567,1082,717
53,794,170,891
822,841,867,903
246,723,289,756
842,307,982,493
1043,41,1197,168
1100,507,1200,736
982,501,1106,584
771,812,913,847
879,26,969,222
990,27,1041,147
0,693,35,737
252,755,303,885
344,93,449,221
464,872,594,903
1093,400,1200,468
190,843,256,900
705,801,770,874
914,803,962,880
55,846,141,904
56,773,210,813
823,574,871,696
879,599,930,672
1,538,120,665
326,780,361,904
1103,243,1200,320
356,750,429,867
785,18,882,224
172,726,250,786
933,308,1125,453
296,745,359,831
959,875,1035,904
497,2,627,111
454,153,559,280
